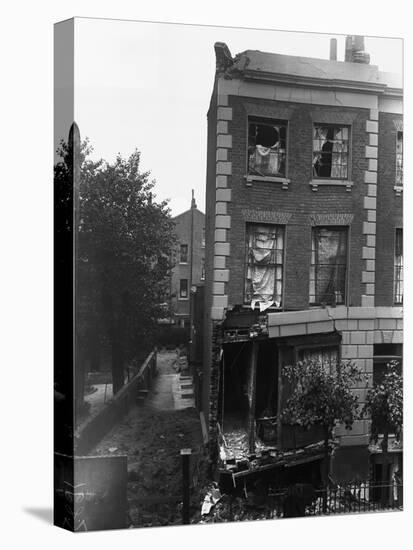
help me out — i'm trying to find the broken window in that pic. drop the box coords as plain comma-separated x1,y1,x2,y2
394,228,403,304
309,227,347,305
313,125,349,179
179,244,188,263
396,131,403,186
179,279,188,299
248,119,287,177
245,223,284,311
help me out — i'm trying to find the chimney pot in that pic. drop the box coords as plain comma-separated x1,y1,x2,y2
330,38,337,61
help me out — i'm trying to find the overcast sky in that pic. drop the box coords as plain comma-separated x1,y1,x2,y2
75,18,403,216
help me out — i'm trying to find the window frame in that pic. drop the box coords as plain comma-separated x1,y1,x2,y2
245,117,290,186
310,123,353,191
372,344,403,437
244,222,285,309
396,130,403,187
394,228,403,305
200,257,205,281
179,279,189,300
309,225,349,307
312,124,351,179
179,244,188,264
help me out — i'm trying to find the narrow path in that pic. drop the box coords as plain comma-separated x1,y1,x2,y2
145,350,195,411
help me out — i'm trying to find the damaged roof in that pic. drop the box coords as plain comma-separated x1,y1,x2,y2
216,43,402,93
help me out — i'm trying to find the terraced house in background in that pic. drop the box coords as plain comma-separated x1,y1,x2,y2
201,36,403,489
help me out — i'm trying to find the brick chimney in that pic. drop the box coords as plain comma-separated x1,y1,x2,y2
345,35,370,64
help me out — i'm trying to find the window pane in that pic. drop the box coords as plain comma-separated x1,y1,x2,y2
245,223,284,308
396,131,403,186
180,279,188,298
180,244,188,263
310,227,347,305
248,120,287,177
302,347,339,374
313,125,349,179
394,228,403,303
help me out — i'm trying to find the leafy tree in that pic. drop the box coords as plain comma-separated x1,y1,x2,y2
282,359,366,513
55,131,176,407
362,360,403,502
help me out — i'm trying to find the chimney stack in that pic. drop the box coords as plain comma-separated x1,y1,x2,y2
330,38,337,61
345,35,370,64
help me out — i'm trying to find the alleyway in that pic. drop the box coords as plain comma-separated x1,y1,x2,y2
145,349,196,411
91,349,204,527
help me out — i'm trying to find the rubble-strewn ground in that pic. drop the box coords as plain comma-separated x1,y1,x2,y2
91,349,207,528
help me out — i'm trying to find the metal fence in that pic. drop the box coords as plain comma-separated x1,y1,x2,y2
307,482,403,515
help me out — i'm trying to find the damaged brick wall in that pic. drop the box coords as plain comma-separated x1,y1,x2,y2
227,96,369,310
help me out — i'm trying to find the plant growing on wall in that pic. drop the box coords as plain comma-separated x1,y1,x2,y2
362,360,403,503
282,359,366,513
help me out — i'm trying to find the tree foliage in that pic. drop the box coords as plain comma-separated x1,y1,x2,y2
362,360,403,445
55,135,176,396
282,360,366,436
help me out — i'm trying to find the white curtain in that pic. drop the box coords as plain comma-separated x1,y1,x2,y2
247,226,283,311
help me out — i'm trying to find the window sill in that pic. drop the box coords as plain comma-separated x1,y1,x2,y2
394,185,403,196
178,297,189,301
309,179,353,192
245,174,290,189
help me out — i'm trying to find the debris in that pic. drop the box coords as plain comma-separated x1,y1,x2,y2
201,484,222,516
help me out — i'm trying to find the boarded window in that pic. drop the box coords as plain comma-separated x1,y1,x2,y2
179,279,188,298
313,125,349,179
245,223,284,310
310,227,347,305
248,119,287,177
394,228,403,304
396,131,403,186
180,244,188,263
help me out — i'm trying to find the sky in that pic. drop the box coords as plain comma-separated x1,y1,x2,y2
75,18,403,216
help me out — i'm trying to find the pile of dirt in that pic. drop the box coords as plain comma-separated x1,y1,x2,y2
92,405,207,528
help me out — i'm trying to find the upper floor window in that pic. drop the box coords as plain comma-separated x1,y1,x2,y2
248,119,287,178
179,279,188,299
201,228,205,248
313,125,349,179
396,131,403,186
394,228,403,304
245,223,284,310
179,244,188,264
310,226,347,306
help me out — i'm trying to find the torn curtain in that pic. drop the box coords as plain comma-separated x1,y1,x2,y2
245,224,284,311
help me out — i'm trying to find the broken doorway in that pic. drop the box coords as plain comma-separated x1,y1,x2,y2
218,339,279,457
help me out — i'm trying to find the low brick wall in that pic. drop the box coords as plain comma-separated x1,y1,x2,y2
75,349,157,455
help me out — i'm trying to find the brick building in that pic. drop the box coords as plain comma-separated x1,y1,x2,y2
202,36,403,486
170,193,205,329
